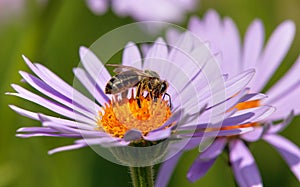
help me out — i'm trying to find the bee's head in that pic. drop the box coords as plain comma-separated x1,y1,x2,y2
159,81,168,94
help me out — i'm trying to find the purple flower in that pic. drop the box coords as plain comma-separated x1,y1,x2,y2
159,10,300,186
0,0,46,23
86,0,199,23
0,0,24,22
9,34,269,164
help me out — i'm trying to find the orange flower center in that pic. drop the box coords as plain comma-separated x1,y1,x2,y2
98,95,172,138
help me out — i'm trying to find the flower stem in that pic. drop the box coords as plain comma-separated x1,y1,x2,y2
129,166,154,187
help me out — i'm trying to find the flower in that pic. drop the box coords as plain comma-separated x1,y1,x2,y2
9,34,271,167
159,10,300,186
86,0,199,23
0,0,46,23
156,91,275,187
0,0,24,22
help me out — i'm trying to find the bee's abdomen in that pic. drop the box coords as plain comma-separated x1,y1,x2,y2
105,83,113,94
105,74,141,94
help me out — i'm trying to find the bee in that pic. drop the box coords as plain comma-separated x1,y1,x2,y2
105,64,171,107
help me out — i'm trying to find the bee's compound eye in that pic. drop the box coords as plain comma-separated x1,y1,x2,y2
160,82,167,92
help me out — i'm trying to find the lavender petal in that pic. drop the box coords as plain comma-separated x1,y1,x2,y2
187,138,226,182
124,129,142,141
241,126,264,142
221,17,241,76
43,122,106,138
17,127,57,133
229,139,262,187
73,67,109,105
79,46,111,92
264,84,300,121
19,71,97,118
155,152,183,187
9,105,39,120
242,20,264,71
48,143,88,155
17,133,81,138
144,128,171,141
38,113,96,130
267,111,294,134
122,42,142,69
86,0,108,15
143,38,168,70
252,21,295,91
266,56,300,103
9,84,95,124
22,56,98,113
263,134,300,181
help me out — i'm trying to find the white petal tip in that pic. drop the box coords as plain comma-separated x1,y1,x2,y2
155,37,165,43
206,9,218,16
125,41,135,47
283,20,296,28
240,127,254,134
47,151,55,155
21,54,28,60
16,128,24,132
22,55,31,64
79,46,89,56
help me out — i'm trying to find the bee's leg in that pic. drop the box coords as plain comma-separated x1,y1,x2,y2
136,84,142,108
121,90,128,99
147,82,153,100
163,93,172,108
111,94,117,106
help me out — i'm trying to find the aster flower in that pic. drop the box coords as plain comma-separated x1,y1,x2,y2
10,34,259,155
9,33,273,186
0,0,24,22
86,0,199,23
159,10,300,186
156,93,275,187
0,0,46,23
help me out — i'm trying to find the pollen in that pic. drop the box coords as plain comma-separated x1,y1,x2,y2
97,95,172,138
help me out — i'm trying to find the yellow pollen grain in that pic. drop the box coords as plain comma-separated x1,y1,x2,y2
98,96,172,138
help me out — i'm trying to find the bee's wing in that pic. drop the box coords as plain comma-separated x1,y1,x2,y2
115,70,142,86
106,64,150,77
108,70,142,94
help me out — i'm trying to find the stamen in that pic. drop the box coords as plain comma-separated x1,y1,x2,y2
98,95,172,138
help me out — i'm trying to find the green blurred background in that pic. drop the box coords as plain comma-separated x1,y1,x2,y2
0,0,299,186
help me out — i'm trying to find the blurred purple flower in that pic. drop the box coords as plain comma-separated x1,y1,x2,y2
0,0,46,23
9,35,268,156
0,0,24,22
86,0,199,23
159,10,300,187
86,0,108,15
